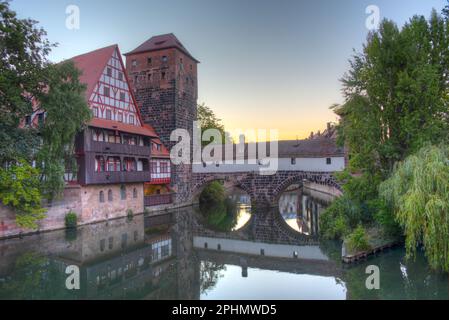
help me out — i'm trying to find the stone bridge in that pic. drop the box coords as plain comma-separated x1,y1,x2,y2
190,170,341,208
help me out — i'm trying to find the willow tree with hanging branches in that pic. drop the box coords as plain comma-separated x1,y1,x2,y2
379,145,449,272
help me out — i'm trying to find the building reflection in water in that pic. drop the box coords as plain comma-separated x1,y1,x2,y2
278,184,333,235
0,205,447,300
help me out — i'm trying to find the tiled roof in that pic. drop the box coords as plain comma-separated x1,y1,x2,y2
202,138,344,160
89,118,158,138
150,137,170,158
70,45,117,100
124,33,199,62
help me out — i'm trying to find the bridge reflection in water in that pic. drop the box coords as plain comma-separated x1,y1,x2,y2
0,204,447,300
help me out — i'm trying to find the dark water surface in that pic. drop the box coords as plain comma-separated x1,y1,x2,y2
0,188,447,300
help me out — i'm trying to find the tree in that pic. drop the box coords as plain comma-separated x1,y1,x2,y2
0,161,46,229
322,10,449,242
379,145,449,272
0,0,53,163
197,103,230,145
36,61,91,200
0,2,91,225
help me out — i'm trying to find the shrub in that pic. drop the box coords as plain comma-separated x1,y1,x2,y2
199,181,225,206
126,209,134,219
346,225,371,253
64,211,78,229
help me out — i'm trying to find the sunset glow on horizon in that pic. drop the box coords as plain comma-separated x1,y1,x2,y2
10,0,446,140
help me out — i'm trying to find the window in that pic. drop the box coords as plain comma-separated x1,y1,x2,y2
105,109,112,120
93,107,99,117
118,72,123,81
108,237,114,250
99,191,105,203
121,233,128,249
134,75,138,84
326,158,332,165
107,157,121,172
38,113,44,126
129,115,135,125
117,113,123,122
132,60,137,68
134,230,138,242
147,73,152,81
103,86,110,97
106,67,112,77
291,158,296,165
160,162,168,173
25,116,31,126
133,188,138,198
108,189,113,202
120,185,126,200
95,156,105,172
147,57,152,65
190,64,193,70
162,55,167,63
100,239,105,252
120,92,125,101
161,72,166,80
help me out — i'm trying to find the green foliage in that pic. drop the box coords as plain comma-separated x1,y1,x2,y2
36,61,91,199
0,1,53,163
199,181,226,206
346,225,371,253
197,103,231,146
202,198,238,232
0,161,46,229
379,144,449,271
64,211,77,229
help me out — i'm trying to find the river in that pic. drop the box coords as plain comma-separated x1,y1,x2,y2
0,187,447,300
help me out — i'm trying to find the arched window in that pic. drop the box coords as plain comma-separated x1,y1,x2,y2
133,188,138,199
120,185,126,200
99,191,105,203
108,189,113,202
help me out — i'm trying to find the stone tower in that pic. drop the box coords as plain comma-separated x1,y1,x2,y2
125,34,199,204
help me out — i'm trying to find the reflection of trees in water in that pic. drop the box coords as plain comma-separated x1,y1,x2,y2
199,261,226,294
200,187,252,232
343,249,449,300
0,252,76,300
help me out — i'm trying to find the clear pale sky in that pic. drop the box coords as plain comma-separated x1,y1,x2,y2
10,0,446,140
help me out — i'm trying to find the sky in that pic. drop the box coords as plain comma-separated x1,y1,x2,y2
10,0,447,140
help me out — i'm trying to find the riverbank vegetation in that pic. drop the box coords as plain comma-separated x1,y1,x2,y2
0,2,91,228
320,5,449,271
199,181,238,232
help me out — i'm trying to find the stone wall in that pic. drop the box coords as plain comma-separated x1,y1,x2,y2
0,183,144,240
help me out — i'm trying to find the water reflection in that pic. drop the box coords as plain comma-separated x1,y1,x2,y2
279,185,332,235
199,187,252,232
0,206,447,300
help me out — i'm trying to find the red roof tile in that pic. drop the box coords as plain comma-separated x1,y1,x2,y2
90,118,158,137
124,33,199,63
70,45,117,100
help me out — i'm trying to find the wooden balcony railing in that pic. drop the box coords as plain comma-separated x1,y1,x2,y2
144,193,173,207
87,171,151,184
89,141,150,157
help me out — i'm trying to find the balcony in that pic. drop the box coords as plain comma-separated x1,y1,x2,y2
144,193,173,207
87,171,151,185
89,141,150,157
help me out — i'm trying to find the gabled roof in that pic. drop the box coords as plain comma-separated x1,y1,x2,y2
124,33,199,63
150,136,170,158
70,44,117,100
